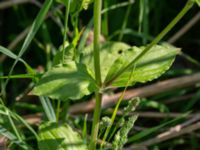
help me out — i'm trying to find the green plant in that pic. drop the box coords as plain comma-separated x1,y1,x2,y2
0,0,200,150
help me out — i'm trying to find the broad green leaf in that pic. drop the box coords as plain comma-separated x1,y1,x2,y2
33,61,97,100
38,122,87,150
81,42,130,82
105,43,179,87
81,42,178,87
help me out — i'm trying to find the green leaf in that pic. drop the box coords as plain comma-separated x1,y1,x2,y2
81,42,178,87
39,97,57,122
81,42,130,82
33,61,97,100
0,125,30,150
82,0,94,10
18,0,53,59
5,0,52,85
0,46,34,73
53,43,74,66
38,122,88,150
196,0,200,6
70,0,83,14
0,46,24,63
105,43,179,87
56,0,68,5
128,113,189,143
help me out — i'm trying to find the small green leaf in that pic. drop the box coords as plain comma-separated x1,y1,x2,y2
82,0,94,10
33,61,96,100
70,0,83,14
38,122,87,150
53,43,74,66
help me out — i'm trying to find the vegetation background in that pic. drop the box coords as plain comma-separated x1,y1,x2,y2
0,0,200,149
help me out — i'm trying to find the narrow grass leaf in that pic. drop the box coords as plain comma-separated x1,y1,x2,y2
39,97,56,122
128,113,189,143
0,125,30,150
6,0,53,85
0,104,38,139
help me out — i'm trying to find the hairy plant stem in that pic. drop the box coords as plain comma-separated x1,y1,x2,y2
105,0,194,86
89,0,102,149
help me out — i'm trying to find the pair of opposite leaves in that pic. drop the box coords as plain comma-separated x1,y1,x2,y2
33,42,179,100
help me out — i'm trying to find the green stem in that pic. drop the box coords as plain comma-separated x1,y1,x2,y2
118,1,132,41
102,0,109,36
6,110,22,142
89,0,102,149
90,93,102,149
105,0,194,86
62,0,70,64
100,69,134,148
56,100,61,122
142,0,149,44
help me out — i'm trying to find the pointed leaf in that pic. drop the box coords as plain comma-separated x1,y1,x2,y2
33,61,97,100
107,44,179,87
38,122,87,150
81,42,178,87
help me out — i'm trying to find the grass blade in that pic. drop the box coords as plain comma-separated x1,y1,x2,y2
5,0,53,86
128,113,189,143
39,97,56,122
0,125,30,150
0,46,24,63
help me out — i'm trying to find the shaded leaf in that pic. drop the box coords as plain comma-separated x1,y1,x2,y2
70,0,83,14
38,122,87,150
53,43,74,66
81,42,130,82
33,61,96,100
